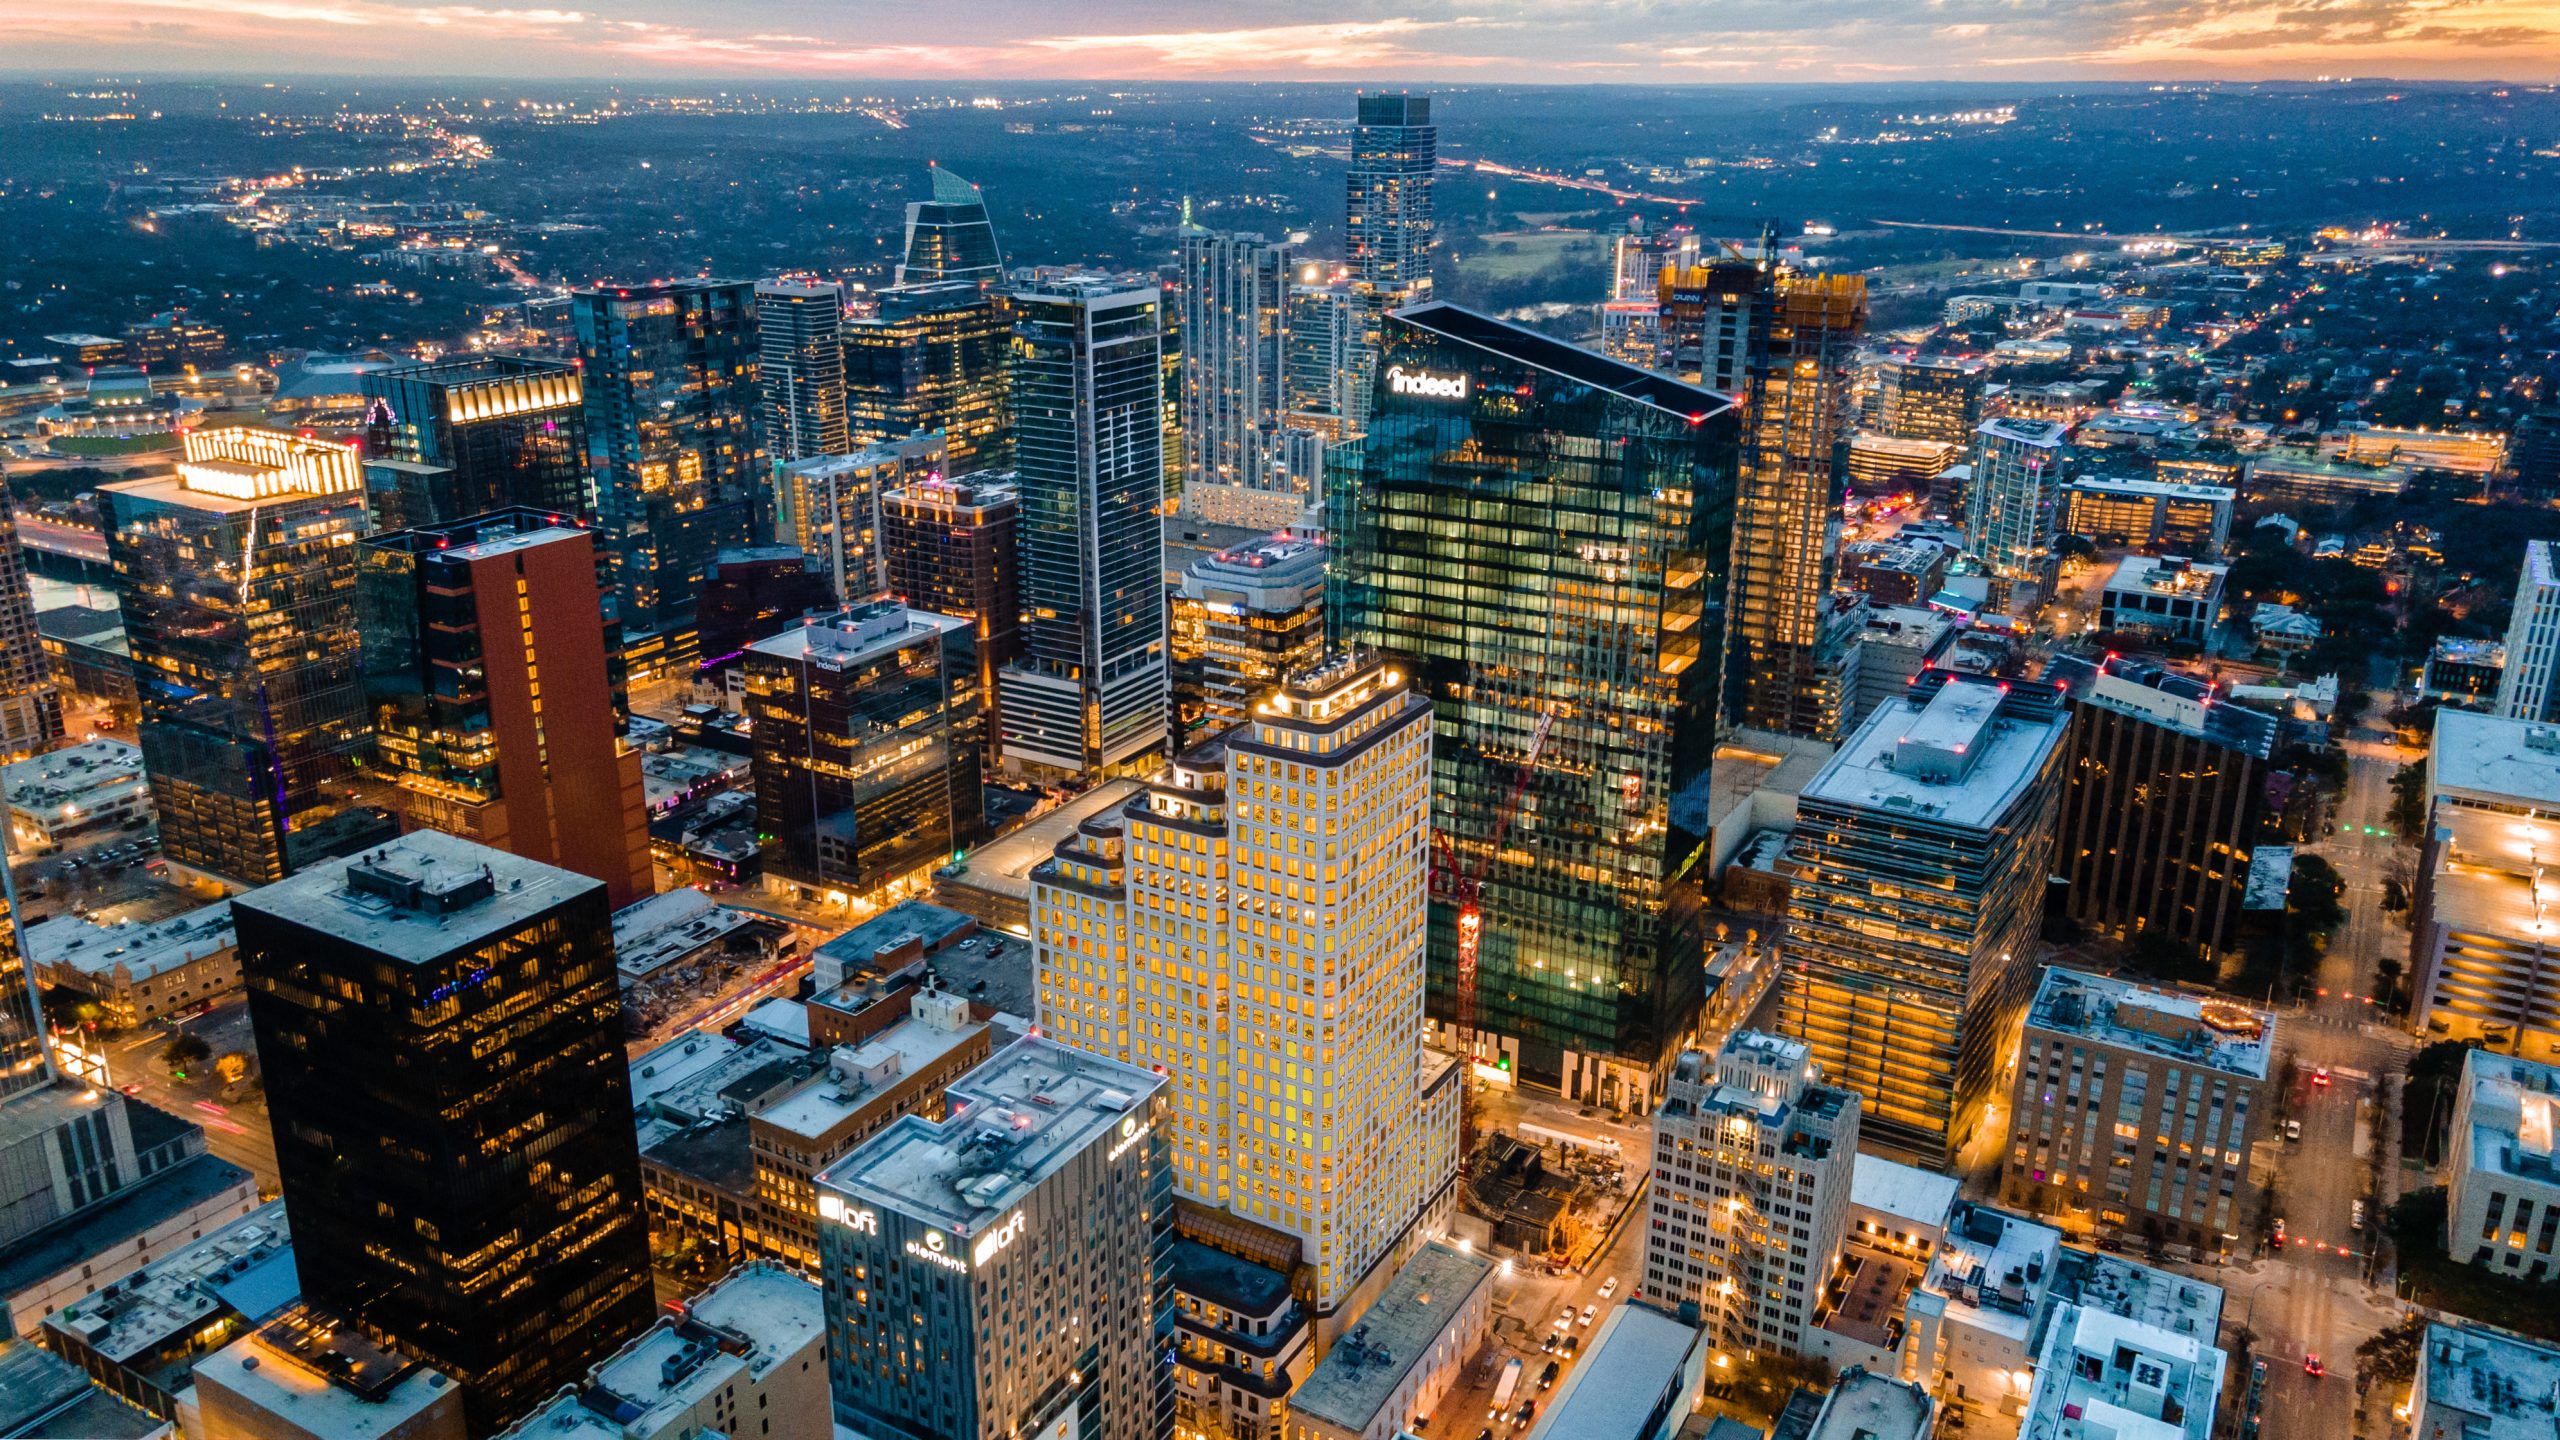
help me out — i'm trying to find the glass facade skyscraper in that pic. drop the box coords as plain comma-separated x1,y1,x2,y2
894,165,1005,288
998,278,1170,782
231,832,655,1437
1965,415,2071,612
1330,303,1739,1111
0,479,63,760
1344,94,1437,436
573,279,765,667
755,278,851,465
1176,226,1290,495
844,280,1011,477
102,427,379,884
358,355,590,531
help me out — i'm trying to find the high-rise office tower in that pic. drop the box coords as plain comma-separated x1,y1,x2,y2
2496,540,2560,723
1176,226,1291,499
843,281,1011,477
573,279,764,670
1169,532,1326,742
1330,303,1739,1112
358,510,652,907
0,480,63,759
775,435,944,603
231,832,655,1437
359,356,590,531
881,474,1019,762
1033,653,1461,1313
2044,655,2275,962
1725,271,1868,739
743,601,983,901
102,427,379,884
1640,1031,1858,1359
694,547,833,672
1343,93,1436,434
1964,417,2070,613
1777,672,2069,1163
816,1037,1172,1440
1658,258,1763,393
1875,358,1986,448
755,278,851,465
998,277,1170,783
894,165,1006,289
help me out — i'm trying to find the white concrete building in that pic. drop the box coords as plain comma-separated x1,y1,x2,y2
2495,540,2560,723
1033,652,1461,1315
2412,710,2560,1054
493,1262,825,1440
185,1307,465,1440
2017,1303,2223,1440
2444,1048,2560,1279
2,738,149,849
24,903,238,1028
2097,555,2227,646
1641,1031,1860,1361
1284,1242,1492,1440
2410,1321,2560,1440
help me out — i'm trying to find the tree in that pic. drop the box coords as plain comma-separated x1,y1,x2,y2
213,1052,249,1085
2291,853,2348,938
159,1032,211,1076
2357,1313,2428,1398
2389,760,2429,841
2386,1184,2449,1259
2402,1042,2481,1165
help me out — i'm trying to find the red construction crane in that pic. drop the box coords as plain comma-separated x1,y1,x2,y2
1433,710,1553,1063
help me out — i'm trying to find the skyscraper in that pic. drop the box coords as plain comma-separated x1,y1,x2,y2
573,279,764,671
998,277,1170,782
1330,303,1739,1112
102,427,379,884
816,1038,1172,1440
1343,94,1436,434
1033,653,1461,1314
2496,540,2560,723
1777,672,2068,1163
894,165,1005,288
1176,226,1291,500
843,281,1011,477
1964,416,2070,613
1168,532,1326,742
1283,270,1361,431
755,278,851,465
1659,258,1763,393
1725,270,1867,739
359,510,652,907
231,832,655,1437
881,474,1019,762
1875,358,1986,448
742,601,983,903
775,435,944,603
359,355,590,530
0,480,63,759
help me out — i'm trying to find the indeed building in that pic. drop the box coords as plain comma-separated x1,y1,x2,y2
813,1035,1173,1440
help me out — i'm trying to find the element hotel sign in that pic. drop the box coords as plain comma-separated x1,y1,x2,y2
1386,366,1469,400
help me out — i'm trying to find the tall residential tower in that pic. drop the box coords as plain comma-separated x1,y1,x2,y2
756,278,851,465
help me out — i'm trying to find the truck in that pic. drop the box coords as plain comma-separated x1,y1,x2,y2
1490,1357,1524,1410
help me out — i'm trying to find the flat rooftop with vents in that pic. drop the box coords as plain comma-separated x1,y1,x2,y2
2026,966,2274,1081
229,830,596,964
1801,675,2068,832
1289,1239,1494,1438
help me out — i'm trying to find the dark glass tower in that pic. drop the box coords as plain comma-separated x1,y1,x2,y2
843,280,1011,477
573,279,765,670
997,278,1169,782
755,278,851,465
894,165,1005,288
1330,303,1739,1111
0,478,64,759
102,427,381,884
358,356,590,531
230,831,655,1437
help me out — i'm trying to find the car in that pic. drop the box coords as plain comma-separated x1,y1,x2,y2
2352,1200,2367,1228
959,938,981,950
1513,1400,1537,1428
119,1083,141,1096
1598,1275,1620,1299
1578,1304,1597,1327
1538,1361,1560,1390
2312,1066,2332,1087
2285,1119,2303,1141
1477,1430,1494,1440
2303,1354,2325,1378
1561,1336,1580,1356
1551,1309,1573,1333
1538,1333,1557,1353
2271,1217,2287,1245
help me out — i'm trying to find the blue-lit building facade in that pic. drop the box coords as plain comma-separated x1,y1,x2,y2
1330,302,1740,1112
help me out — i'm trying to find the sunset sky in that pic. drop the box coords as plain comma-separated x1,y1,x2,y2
2,0,2555,81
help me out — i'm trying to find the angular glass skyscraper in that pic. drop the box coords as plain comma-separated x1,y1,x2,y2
894,165,1005,288
573,279,764,671
844,280,1011,477
997,278,1170,782
1330,303,1739,1111
358,355,590,531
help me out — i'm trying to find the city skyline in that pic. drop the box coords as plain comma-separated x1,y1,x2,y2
5,0,2555,82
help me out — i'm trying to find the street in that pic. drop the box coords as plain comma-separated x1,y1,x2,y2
105,1000,281,1198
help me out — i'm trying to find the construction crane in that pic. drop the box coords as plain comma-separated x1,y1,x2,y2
1433,709,1553,1065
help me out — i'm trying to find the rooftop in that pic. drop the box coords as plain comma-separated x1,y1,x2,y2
1167,1238,1294,1317
2430,709,2560,812
754,993,984,1141
1807,1367,1935,1440
2020,1303,2222,1440
2419,1321,2560,1440
1918,1202,2065,1344
816,1035,1162,1239
191,1306,456,1439
814,900,977,976
2,738,145,813
1801,676,2067,830
943,780,1144,912
1522,1303,1700,1440
0,1338,165,1439
2025,966,2275,1080
2456,1049,2560,1189
494,1264,822,1440
2042,654,2278,759
2102,554,2228,598
229,830,600,966
1391,301,1736,420
1849,1153,1961,1233
743,600,968,670
1291,1241,1495,1433
41,1201,293,1372
612,889,757,980
2067,476,2237,502
24,902,233,983
0,1143,253,1302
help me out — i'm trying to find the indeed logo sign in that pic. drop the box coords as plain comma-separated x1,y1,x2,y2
1386,365,1469,401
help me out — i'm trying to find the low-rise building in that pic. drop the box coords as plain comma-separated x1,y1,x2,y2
2017,1303,2222,1440
181,1306,465,1440
808,898,979,993
611,889,766,983
1168,1238,1313,1440
2443,1048,2560,1279
1804,1366,1935,1440
1521,1303,1705,1440
492,1263,826,1440
1284,1241,1494,1440
39,1202,295,1422
2,739,149,849
2409,1321,2560,1440
24,904,238,1029
0,1338,171,1439
2002,967,2271,1254
2097,555,2227,646
2062,478,2234,557
1844,538,1950,609
2423,638,2507,711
